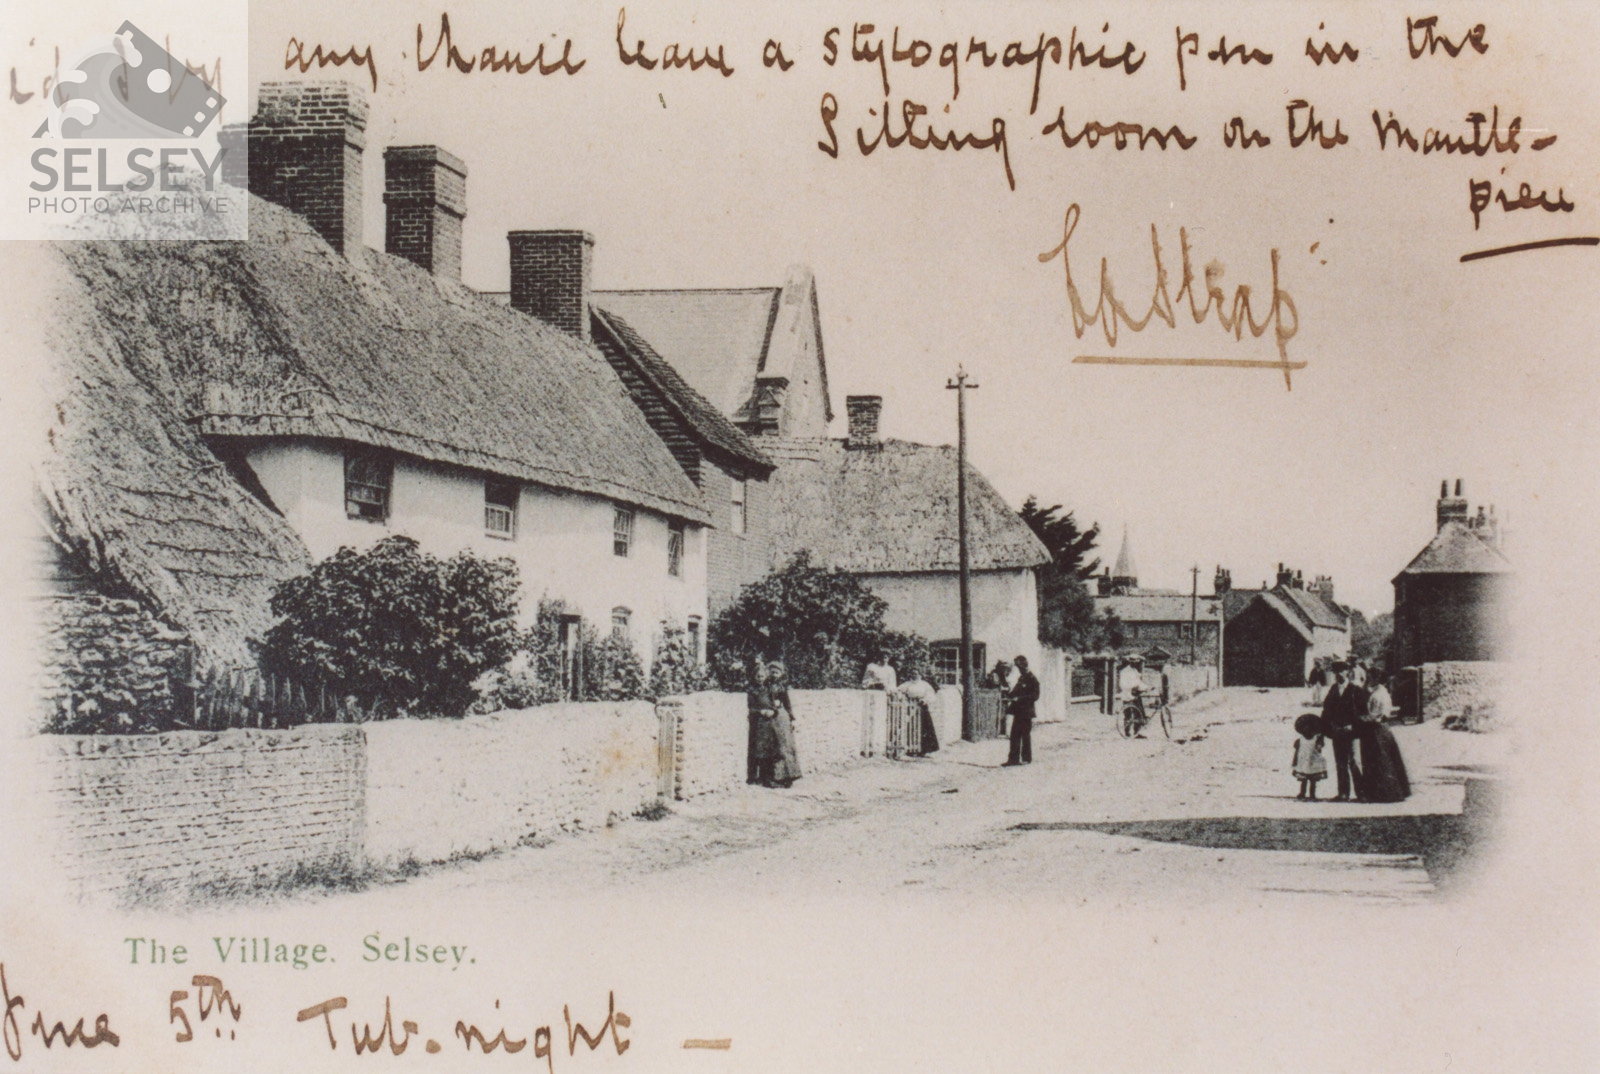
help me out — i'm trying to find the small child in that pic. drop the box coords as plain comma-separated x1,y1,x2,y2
1292,713,1329,801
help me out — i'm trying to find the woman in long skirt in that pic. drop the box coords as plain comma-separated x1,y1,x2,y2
749,661,802,788
1354,708,1411,802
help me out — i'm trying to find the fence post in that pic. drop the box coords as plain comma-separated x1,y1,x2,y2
655,699,679,802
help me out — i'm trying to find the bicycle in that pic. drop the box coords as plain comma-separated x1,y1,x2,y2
1118,693,1172,740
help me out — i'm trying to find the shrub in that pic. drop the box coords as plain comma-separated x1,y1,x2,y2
259,535,520,718
585,631,646,701
708,551,928,689
648,624,713,698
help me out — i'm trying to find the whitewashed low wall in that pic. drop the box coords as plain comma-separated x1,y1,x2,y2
363,701,659,866
668,691,748,799
36,727,365,899
931,686,964,748
792,689,884,771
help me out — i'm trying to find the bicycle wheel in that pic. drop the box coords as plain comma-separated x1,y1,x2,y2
1119,704,1139,738
1158,701,1173,739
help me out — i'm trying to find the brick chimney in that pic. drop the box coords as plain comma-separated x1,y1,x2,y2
845,395,882,449
383,146,466,280
1310,574,1335,603
507,230,593,341
1213,566,1231,595
220,81,368,255
1436,477,1469,530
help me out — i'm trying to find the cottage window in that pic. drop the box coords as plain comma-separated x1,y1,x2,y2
613,508,634,557
730,479,747,536
667,520,685,577
344,449,392,522
687,616,702,663
485,479,518,538
611,607,631,638
930,641,987,687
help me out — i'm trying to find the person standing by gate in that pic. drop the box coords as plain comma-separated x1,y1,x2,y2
1003,655,1040,767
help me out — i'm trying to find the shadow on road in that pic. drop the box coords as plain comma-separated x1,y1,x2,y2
1014,778,1499,895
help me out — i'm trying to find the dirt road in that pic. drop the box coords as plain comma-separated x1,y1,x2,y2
326,688,1507,910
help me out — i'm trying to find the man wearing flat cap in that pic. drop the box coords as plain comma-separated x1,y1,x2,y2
1320,660,1368,800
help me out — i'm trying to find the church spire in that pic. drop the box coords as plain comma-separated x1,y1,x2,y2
1112,525,1138,591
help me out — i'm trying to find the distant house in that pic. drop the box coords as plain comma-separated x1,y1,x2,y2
758,397,1052,697
1392,480,1512,667
34,81,733,697
1092,529,1223,669
1223,590,1350,687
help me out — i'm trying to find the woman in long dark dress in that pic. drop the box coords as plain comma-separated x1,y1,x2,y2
1354,705,1411,803
749,661,801,788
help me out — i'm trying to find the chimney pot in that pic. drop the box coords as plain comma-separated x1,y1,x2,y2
845,395,883,450
221,81,369,255
507,230,594,341
384,145,467,281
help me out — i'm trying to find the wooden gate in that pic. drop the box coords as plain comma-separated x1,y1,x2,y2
965,687,1006,741
885,693,924,759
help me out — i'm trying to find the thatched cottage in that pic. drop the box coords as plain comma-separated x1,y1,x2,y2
30,81,763,711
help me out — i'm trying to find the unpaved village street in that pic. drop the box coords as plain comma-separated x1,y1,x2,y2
329,688,1507,910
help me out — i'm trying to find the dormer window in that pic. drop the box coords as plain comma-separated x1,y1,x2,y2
485,479,517,538
344,449,392,522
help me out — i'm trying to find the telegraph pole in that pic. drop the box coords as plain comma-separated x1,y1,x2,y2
1189,564,1200,663
946,366,979,738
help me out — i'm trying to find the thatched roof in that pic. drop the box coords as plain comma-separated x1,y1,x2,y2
63,195,708,524
27,242,311,667
29,191,716,664
762,438,1049,574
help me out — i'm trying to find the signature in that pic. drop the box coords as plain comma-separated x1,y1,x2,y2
1038,203,1301,388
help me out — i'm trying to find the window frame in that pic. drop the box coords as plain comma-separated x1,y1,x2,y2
667,519,685,578
687,616,703,664
611,606,631,638
613,507,634,557
730,478,747,537
484,478,518,539
344,448,393,523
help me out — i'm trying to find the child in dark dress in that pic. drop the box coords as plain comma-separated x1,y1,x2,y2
1292,713,1329,801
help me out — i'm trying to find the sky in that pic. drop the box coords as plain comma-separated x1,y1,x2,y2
7,0,1594,614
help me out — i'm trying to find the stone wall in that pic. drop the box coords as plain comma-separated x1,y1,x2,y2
1420,661,1508,724
36,726,365,900
666,691,749,799
37,594,192,733
37,689,894,898
363,701,659,866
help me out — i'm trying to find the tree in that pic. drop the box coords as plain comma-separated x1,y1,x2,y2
707,551,928,689
259,535,520,718
1351,610,1394,664
1020,495,1108,651
1018,496,1102,579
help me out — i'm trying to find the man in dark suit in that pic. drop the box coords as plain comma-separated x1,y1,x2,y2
1003,655,1041,766
1320,660,1368,800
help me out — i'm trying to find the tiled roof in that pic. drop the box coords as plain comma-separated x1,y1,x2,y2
594,287,782,418
1396,521,1513,577
590,306,773,475
1095,593,1222,622
1276,585,1348,630
763,439,1050,573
